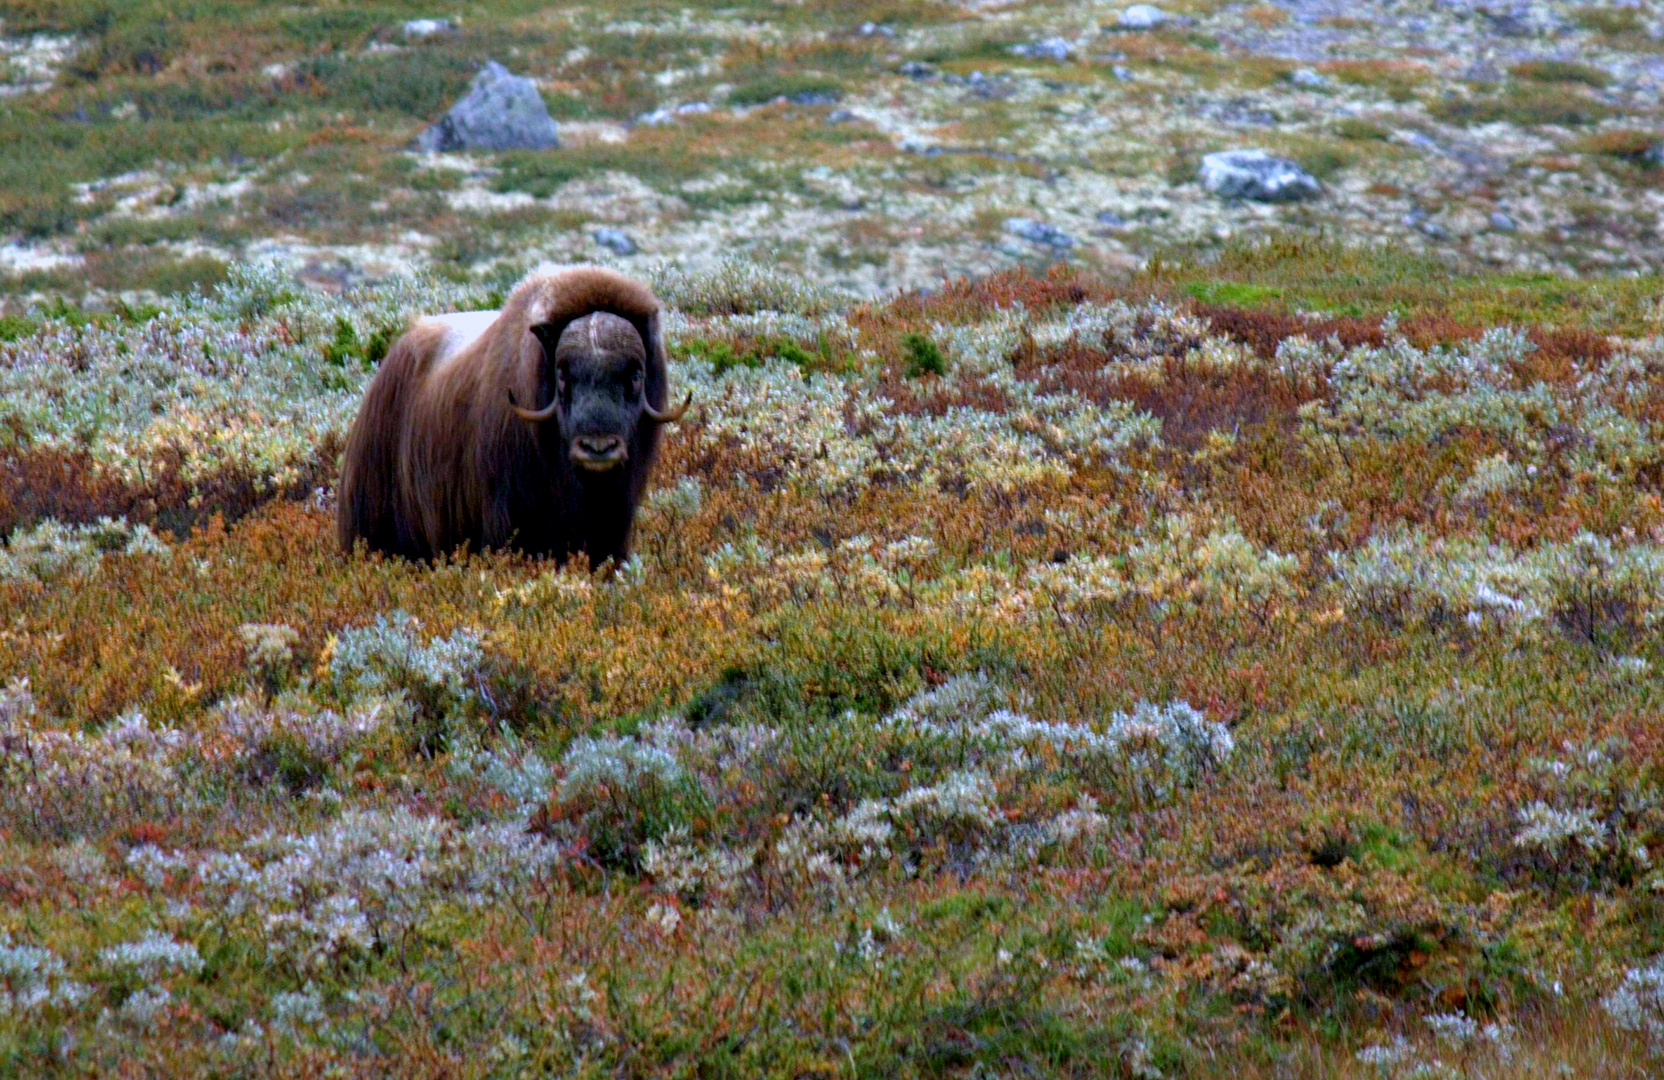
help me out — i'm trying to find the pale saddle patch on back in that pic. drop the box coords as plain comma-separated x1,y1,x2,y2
421,310,501,369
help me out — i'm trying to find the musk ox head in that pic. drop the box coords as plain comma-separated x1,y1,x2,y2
508,311,690,473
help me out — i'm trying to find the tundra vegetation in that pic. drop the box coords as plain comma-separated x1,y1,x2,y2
2,249,1664,1077
3,0,1664,1077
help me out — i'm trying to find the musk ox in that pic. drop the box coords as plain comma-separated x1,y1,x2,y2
336,265,690,564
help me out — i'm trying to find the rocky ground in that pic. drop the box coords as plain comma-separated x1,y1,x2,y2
1,0,1662,306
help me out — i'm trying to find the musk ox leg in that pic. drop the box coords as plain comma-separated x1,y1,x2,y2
337,330,431,557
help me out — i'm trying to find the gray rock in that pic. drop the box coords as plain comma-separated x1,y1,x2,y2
899,61,937,79
964,70,1014,99
1489,211,1518,232
413,62,560,153
1288,67,1329,89
1402,210,1447,239
1397,131,1442,155
1210,99,1278,126
858,22,897,38
1481,11,1531,35
788,89,842,106
640,101,712,126
1095,210,1127,227
1646,142,1664,167
1117,4,1172,29
1011,37,1074,61
403,18,455,39
1005,218,1076,249
826,109,857,124
1199,150,1321,202
592,228,637,256
1112,64,1136,81
1479,8,1569,37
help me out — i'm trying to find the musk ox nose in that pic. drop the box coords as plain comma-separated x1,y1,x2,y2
571,433,627,470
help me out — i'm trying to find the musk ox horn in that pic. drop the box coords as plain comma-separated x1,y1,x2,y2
643,390,692,424
507,387,560,423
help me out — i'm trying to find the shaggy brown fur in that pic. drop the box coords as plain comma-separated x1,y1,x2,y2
336,266,681,564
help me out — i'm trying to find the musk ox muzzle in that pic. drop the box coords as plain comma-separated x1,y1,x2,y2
571,433,627,470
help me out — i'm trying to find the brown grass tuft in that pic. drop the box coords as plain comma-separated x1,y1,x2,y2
0,440,339,540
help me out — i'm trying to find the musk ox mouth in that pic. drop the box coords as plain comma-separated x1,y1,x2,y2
571,436,628,471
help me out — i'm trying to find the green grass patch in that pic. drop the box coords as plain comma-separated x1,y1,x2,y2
1430,85,1617,127
1325,60,1430,103
1333,117,1392,141
728,74,846,108
293,49,484,120
0,314,39,341
1148,236,1664,330
1184,281,1283,307
1574,6,1648,35
493,141,731,198
0,112,293,238
672,333,853,377
900,331,947,378
1510,59,1614,88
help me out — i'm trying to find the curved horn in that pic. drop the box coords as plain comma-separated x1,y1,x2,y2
507,388,560,423
642,390,692,424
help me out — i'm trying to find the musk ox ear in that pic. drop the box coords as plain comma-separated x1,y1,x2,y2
508,328,559,422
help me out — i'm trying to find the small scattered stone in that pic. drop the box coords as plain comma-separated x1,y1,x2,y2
1489,210,1518,232
1095,210,1127,227
1288,67,1329,89
1402,210,1448,239
1112,64,1135,81
899,61,937,79
1005,218,1076,250
638,101,710,126
1645,142,1664,167
1480,10,1532,37
826,109,857,124
1010,37,1074,61
413,61,561,153
1116,5,1172,30
964,70,1014,99
858,22,897,38
1397,130,1442,155
592,228,637,256
788,89,842,106
402,18,455,39
1199,150,1321,202
1214,100,1278,125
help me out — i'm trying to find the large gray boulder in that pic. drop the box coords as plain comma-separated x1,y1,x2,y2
1199,150,1320,202
413,61,560,153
